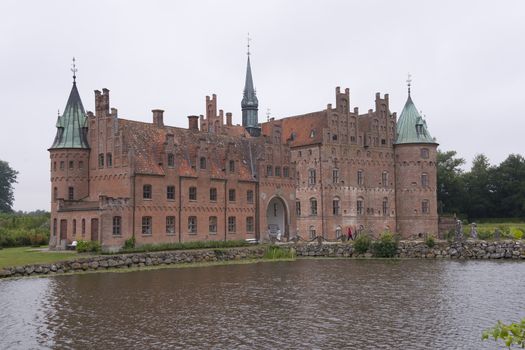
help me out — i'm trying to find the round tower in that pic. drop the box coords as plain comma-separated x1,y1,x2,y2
394,84,438,238
49,73,90,248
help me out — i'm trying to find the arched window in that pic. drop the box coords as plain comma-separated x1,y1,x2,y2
81,219,85,236
73,219,77,236
310,198,318,215
421,148,429,159
283,167,289,178
200,157,206,169
332,197,340,216
98,154,104,168
357,197,364,215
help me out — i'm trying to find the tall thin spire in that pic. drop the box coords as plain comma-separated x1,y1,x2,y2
241,34,259,136
71,57,78,83
406,73,412,97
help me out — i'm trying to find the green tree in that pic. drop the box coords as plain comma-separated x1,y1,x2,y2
437,150,466,215
482,318,525,349
463,154,495,219
492,154,525,218
0,160,18,213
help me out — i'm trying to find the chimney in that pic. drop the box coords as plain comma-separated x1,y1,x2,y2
226,112,232,126
188,115,199,131
152,109,164,127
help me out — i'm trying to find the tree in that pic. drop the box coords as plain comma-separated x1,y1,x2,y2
437,150,466,215
482,318,525,349
463,154,495,219
492,154,525,218
0,160,18,213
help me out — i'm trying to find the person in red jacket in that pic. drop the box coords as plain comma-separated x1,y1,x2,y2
347,227,353,241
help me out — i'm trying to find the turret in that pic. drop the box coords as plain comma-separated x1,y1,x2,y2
48,60,90,248
394,78,438,238
241,36,260,137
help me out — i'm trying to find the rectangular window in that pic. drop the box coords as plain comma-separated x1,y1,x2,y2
382,172,388,187
166,216,175,235
246,217,254,232
228,189,236,202
81,219,85,236
98,154,104,168
143,185,152,199
308,169,316,185
53,161,57,171
382,200,388,216
142,216,152,235
229,160,235,172
73,219,77,236
107,153,112,167
267,166,273,177
188,216,197,234
332,169,339,184
69,161,74,170
357,200,364,215
113,216,121,235
357,170,364,186
167,153,175,167
283,167,289,178
422,200,429,214
60,161,65,170
275,166,281,177
228,216,236,233
53,218,57,236
209,188,217,202
333,200,340,215
421,173,429,187
68,187,74,200
310,199,317,215
79,161,84,169
296,201,301,216
247,190,254,204
209,216,217,234
189,187,197,201
167,186,175,200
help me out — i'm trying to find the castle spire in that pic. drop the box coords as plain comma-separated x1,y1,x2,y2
406,73,412,97
241,34,260,136
71,57,78,83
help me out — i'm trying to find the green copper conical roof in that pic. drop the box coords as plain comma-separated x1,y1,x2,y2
395,95,436,145
50,82,89,149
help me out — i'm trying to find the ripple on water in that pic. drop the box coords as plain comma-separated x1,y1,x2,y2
0,259,522,349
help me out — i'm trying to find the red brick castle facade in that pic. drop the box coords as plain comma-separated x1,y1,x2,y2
49,55,438,250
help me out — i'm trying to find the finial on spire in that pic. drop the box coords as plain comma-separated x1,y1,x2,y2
247,32,251,56
406,73,412,96
266,108,271,122
71,57,78,83
58,109,60,117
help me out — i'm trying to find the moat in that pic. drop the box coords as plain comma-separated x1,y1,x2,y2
1,259,523,349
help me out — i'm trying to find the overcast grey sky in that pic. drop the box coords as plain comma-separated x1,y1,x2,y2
1,0,524,211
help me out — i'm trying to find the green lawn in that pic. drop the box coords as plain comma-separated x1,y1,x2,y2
475,222,525,231
0,246,82,269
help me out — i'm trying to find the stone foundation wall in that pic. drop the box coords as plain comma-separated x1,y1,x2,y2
1,240,523,279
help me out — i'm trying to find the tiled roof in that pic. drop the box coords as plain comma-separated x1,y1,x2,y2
263,111,327,147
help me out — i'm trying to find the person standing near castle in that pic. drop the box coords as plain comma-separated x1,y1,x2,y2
347,227,353,240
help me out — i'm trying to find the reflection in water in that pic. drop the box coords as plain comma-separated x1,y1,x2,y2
0,260,523,349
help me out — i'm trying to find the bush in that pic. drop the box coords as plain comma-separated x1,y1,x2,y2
353,234,372,254
482,318,525,348
510,227,524,240
425,235,436,248
76,240,101,253
372,232,398,258
118,239,251,254
477,228,493,240
0,213,50,247
123,237,136,250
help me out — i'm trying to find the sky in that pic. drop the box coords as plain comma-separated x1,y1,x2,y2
1,0,524,211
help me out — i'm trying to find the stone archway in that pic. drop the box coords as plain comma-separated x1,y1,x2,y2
266,196,289,241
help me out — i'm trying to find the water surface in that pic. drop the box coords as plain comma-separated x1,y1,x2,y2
1,259,523,349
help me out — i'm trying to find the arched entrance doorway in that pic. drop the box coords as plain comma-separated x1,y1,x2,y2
266,196,288,241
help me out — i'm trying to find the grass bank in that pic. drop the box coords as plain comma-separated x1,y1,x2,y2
0,246,82,269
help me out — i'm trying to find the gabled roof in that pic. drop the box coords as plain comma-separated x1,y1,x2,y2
50,82,89,149
395,95,436,145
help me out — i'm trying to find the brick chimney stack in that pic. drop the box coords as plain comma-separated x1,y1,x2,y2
226,112,232,126
188,115,199,131
152,109,164,127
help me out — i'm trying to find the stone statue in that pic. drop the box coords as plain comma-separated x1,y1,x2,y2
455,219,463,241
470,223,478,239
494,228,501,240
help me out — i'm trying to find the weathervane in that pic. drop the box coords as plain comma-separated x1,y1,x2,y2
71,57,78,83
247,32,251,56
406,73,412,96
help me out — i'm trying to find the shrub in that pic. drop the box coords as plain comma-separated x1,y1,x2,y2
510,227,524,240
123,237,136,250
263,245,295,260
482,318,525,348
372,232,398,258
353,234,372,254
118,239,251,254
76,240,101,253
425,235,435,248
477,228,493,240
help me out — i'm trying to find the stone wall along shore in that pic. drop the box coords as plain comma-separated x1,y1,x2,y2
1,240,523,279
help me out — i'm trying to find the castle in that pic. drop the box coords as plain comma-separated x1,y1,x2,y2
49,53,438,250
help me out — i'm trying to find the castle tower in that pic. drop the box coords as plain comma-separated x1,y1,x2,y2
48,60,90,248
394,78,438,237
241,36,260,137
